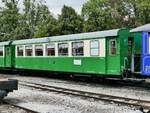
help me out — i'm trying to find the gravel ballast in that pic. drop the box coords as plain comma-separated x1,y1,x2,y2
0,74,148,113
6,85,142,113
0,104,27,113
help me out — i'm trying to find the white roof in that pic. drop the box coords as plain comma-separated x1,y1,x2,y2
130,24,150,32
0,41,11,46
12,29,122,45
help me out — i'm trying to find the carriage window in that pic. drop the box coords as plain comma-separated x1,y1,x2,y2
109,40,117,55
58,43,68,56
0,47,3,56
35,45,43,56
46,44,55,56
17,46,23,56
90,40,99,56
72,42,84,56
25,45,33,56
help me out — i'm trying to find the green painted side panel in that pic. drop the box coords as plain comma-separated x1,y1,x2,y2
106,56,121,75
15,57,108,75
0,57,5,67
106,29,130,75
129,32,142,72
130,32,142,54
119,29,130,73
106,37,121,75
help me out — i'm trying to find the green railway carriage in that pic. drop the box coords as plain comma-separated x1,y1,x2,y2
129,31,142,74
11,28,130,78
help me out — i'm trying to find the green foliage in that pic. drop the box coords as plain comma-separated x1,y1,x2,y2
82,0,150,31
0,0,19,41
82,0,115,32
0,0,150,41
34,3,58,37
0,0,58,41
57,5,83,35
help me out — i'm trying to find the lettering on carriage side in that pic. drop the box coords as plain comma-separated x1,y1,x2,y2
73,59,82,65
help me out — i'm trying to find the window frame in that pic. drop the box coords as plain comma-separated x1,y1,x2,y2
58,43,69,56
25,45,33,57
0,46,4,57
109,39,117,56
46,43,55,56
90,40,99,56
72,41,84,56
16,45,24,57
35,44,44,56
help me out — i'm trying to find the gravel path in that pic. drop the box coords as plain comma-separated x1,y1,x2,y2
0,103,27,113
12,75,150,100
0,74,148,113
6,85,142,113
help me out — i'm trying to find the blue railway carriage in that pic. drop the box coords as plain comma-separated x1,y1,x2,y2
131,24,150,76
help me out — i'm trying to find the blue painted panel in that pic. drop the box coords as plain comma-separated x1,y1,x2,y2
142,32,150,76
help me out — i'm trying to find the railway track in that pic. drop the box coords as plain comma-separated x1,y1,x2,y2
3,100,39,113
19,80,150,111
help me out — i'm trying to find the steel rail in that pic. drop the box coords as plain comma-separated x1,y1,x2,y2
3,100,40,113
19,80,150,110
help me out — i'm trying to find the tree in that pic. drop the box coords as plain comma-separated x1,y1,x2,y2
126,0,150,27
34,3,58,37
82,0,150,31
0,0,19,41
22,0,37,38
82,0,116,32
58,5,83,35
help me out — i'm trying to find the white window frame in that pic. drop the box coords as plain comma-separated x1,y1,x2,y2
45,43,56,57
99,38,106,57
0,46,4,57
72,41,84,56
58,43,69,56
34,44,44,57
90,40,99,56
16,45,24,57
109,39,117,55
25,45,33,57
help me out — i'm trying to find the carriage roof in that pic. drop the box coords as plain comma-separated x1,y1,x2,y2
11,28,125,45
0,41,11,46
130,24,150,32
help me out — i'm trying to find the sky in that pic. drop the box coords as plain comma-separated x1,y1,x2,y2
15,0,88,16
45,0,88,15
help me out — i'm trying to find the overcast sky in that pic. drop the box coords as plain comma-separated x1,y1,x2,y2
45,0,88,15
1,0,88,16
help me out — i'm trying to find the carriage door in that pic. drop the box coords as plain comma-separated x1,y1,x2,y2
5,46,12,67
4,45,15,68
106,38,120,75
